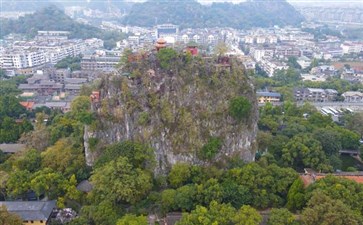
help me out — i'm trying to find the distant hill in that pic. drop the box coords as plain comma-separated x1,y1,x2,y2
0,0,132,12
0,6,125,49
0,5,102,38
123,0,305,28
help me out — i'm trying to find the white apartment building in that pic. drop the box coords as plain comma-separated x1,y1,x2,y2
42,41,86,64
297,56,312,69
244,36,255,44
0,50,46,69
1,40,86,71
256,36,266,44
259,59,289,77
341,42,363,54
251,48,274,62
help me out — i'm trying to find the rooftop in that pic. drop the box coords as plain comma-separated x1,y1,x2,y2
0,144,26,154
257,92,281,98
0,201,56,221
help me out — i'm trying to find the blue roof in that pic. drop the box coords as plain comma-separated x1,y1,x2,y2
257,92,281,98
0,201,56,221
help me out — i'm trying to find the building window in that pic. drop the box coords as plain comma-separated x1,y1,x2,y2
40,220,44,223
31,221,34,223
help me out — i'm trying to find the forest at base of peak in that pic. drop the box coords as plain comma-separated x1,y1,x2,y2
123,0,304,28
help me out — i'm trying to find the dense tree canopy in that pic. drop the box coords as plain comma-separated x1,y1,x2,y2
90,156,153,204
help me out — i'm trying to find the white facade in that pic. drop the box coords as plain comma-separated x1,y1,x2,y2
1,41,86,70
252,48,274,62
297,56,312,69
259,59,289,77
341,42,363,54
0,51,46,69
244,36,254,44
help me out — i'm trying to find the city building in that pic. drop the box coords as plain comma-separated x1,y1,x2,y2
259,59,289,77
81,55,119,71
257,91,281,103
342,91,363,102
297,56,312,69
341,42,363,54
294,88,338,102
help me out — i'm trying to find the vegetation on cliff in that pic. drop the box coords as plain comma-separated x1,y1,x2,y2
90,48,258,172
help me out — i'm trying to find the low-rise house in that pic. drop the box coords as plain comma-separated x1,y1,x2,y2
311,65,337,77
0,144,26,154
257,91,281,103
297,56,312,69
301,74,327,82
294,88,338,102
34,102,71,112
259,59,289,77
0,200,56,225
342,91,363,102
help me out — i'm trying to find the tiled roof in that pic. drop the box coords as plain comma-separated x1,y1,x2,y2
300,172,363,187
0,201,56,221
257,92,281,98
0,144,26,153
20,101,35,110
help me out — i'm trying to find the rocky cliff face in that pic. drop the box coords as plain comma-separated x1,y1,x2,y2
85,53,258,173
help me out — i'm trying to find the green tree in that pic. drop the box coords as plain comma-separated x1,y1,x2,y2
196,178,223,206
95,141,155,171
229,96,252,121
286,178,305,211
90,157,153,204
221,181,252,208
6,170,31,198
70,96,94,125
116,214,148,225
168,163,191,188
272,68,301,86
0,205,23,225
41,138,86,178
198,137,222,160
175,184,197,211
305,175,363,214
345,113,363,137
176,201,236,225
12,149,41,173
225,163,298,209
81,200,119,225
161,189,177,212
232,205,262,225
301,191,363,225
281,134,331,172
313,128,341,156
157,48,178,69
267,208,297,225
29,168,67,199
71,96,91,113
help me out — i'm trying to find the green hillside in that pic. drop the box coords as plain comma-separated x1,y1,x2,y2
123,0,305,28
0,6,125,49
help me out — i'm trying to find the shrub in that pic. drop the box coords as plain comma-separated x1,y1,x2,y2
229,96,252,121
198,137,223,160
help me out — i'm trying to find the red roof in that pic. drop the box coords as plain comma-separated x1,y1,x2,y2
300,173,363,187
20,102,35,110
